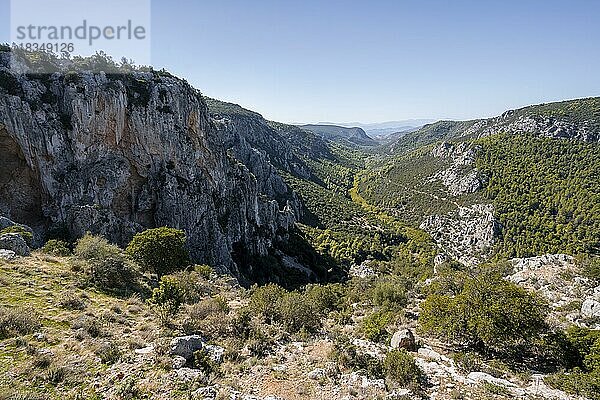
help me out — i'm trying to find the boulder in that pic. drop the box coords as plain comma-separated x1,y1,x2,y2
192,386,218,400
204,344,225,364
582,299,600,318
0,249,16,260
172,355,187,369
0,233,30,256
170,335,204,360
308,368,327,380
390,328,416,351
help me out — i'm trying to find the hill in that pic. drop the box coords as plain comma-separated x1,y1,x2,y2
300,124,378,147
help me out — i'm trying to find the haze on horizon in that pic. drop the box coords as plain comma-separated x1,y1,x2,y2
1,0,598,124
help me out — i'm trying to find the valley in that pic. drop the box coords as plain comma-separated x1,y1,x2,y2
0,48,599,400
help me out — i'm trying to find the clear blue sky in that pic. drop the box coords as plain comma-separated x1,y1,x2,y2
1,0,599,123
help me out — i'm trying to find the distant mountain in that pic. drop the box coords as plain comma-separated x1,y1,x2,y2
386,97,600,154
314,119,435,141
300,124,378,147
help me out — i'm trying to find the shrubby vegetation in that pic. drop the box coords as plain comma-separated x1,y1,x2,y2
0,306,40,339
247,283,346,334
126,227,189,276
74,233,137,291
419,270,549,357
384,349,423,388
545,327,600,399
41,239,71,256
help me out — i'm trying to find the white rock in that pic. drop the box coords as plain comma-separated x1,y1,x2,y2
0,249,16,260
467,371,525,396
172,355,187,369
176,367,204,382
204,344,225,364
192,386,218,400
0,233,30,256
390,329,416,351
582,299,600,318
134,345,154,355
308,368,327,380
417,347,451,363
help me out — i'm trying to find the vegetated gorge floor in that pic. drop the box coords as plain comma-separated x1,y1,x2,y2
0,252,594,400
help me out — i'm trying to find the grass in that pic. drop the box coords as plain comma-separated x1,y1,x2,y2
0,253,165,398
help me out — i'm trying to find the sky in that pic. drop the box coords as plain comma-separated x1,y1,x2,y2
1,0,599,123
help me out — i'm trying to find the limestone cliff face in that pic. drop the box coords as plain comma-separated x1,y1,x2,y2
0,55,294,274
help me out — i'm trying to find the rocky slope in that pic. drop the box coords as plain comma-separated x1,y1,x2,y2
300,124,378,147
0,51,300,278
387,97,600,154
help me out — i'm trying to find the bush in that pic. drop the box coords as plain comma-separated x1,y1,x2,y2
579,255,600,282
371,280,407,311
304,283,346,313
150,270,208,310
126,227,189,276
193,349,219,376
74,233,136,290
419,272,548,356
0,306,41,339
41,239,71,256
248,283,287,323
0,225,33,246
361,310,393,343
384,349,423,388
58,290,86,310
194,264,213,279
95,341,121,364
180,297,230,337
278,291,322,333
247,283,335,334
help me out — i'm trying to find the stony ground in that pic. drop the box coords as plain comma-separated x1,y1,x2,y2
0,252,594,400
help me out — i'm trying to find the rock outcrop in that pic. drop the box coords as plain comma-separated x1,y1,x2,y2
421,204,499,267
0,233,30,256
0,51,298,275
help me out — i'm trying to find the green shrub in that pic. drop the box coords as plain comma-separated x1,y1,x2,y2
95,341,121,364
150,270,208,310
304,283,346,313
419,272,548,355
361,310,393,343
0,225,33,246
248,283,287,323
0,306,41,339
126,227,189,276
58,290,86,310
194,264,213,279
452,351,483,373
371,280,407,311
180,297,230,336
278,291,322,333
41,239,71,256
384,349,423,388
193,349,220,376
545,370,600,399
579,256,600,282
74,233,136,290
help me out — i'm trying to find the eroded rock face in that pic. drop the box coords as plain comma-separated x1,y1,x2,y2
0,62,295,274
421,204,499,267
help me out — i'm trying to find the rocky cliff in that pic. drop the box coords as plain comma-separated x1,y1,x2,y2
0,51,297,277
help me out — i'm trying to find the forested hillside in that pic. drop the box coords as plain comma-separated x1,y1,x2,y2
476,134,600,257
